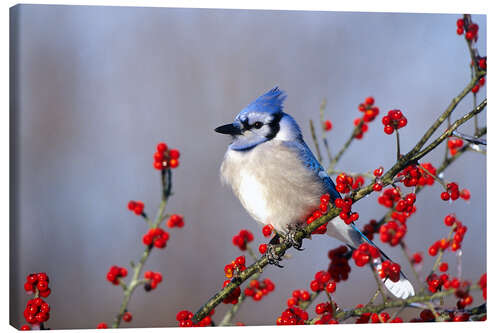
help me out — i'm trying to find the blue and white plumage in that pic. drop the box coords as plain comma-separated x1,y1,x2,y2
215,87,414,299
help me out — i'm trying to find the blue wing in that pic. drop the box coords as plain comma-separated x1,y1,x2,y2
283,139,341,200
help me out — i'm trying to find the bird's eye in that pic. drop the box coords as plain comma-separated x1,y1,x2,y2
253,122,263,129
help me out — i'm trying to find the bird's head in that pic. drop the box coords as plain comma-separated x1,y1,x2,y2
215,87,302,151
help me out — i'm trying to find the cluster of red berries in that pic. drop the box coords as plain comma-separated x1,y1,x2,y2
314,302,339,324
379,220,407,247
323,120,333,131
243,278,275,301
127,200,145,215
166,214,184,228
352,243,380,266
353,118,369,139
144,271,163,291
106,266,128,285
262,224,273,237
224,255,246,279
232,229,254,251
382,192,417,225
478,273,486,300
454,281,474,309
456,17,479,42
440,182,471,201
276,306,309,325
306,194,331,234
378,261,401,283
24,273,51,297
353,96,380,139
287,289,311,307
358,97,380,122
429,216,467,254
335,173,354,194
222,280,241,304
377,187,401,208
334,197,358,225
23,297,50,327
395,193,416,214
142,227,170,248
382,109,407,135
310,270,337,294
471,76,486,94
450,221,468,252
153,142,180,170
398,163,436,187
362,219,379,241
327,246,351,282
335,173,364,193
448,137,464,156
176,309,214,327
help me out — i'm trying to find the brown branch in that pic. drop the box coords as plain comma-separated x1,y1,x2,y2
409,99,486,163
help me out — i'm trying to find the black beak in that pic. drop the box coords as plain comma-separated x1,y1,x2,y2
214,123,242,135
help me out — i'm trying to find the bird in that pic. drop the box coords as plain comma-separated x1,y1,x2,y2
215,86,414,299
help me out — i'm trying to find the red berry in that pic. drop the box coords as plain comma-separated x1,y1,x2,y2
478,58,486,70
258,244,267,254
460,189,471,200
123,312,132,322
20,325,31,330
384,125,394,135
169,159,179,168
457,19,464,28
440,192,450,201
439,262,449,272
373,167,383,177
373,183,382,191
365,96,375,105
37,281,48,292
326,281,336,293
169,149,180,159
471,84,479,93
127,201,136,211
457,27,464,35
97,322,108,329
157,142,167,153
262,224,273,237
324,120,333,131
412,252,423,264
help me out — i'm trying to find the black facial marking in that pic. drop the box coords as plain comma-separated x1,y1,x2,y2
265,112,283,140
241,118,250,131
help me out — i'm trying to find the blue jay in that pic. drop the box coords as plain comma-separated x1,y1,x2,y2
215,87,414,299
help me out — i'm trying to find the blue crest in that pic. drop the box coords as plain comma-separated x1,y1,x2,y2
237,86,287,119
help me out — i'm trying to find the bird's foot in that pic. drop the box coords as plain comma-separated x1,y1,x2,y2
285,224,305,251
265,244,284,267
265,233,284,267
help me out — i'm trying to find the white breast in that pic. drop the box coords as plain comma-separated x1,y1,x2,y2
220,141,326,233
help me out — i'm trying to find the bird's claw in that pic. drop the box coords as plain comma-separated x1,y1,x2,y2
285,224,305,250
265,244,284,268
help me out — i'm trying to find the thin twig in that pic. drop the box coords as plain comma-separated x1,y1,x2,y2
112,169,173,328
309,120,323,163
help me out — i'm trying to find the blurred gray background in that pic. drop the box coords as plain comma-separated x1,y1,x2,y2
10,4,486,329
